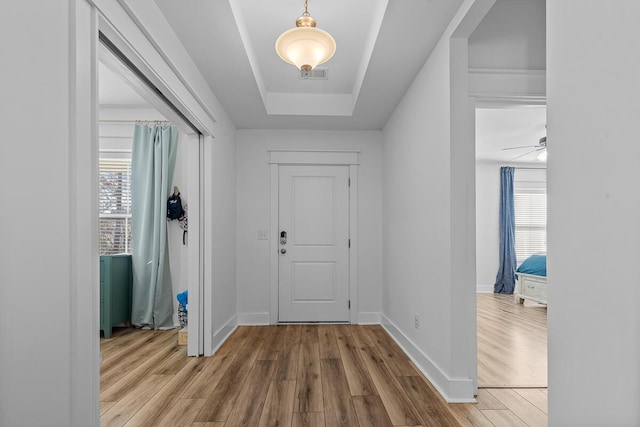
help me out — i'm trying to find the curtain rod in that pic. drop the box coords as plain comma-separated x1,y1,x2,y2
99,119,170,124
514,167,546,170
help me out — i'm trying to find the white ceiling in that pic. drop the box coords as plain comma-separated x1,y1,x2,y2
153,0,466,130
98,0,547,163
476,107,547,164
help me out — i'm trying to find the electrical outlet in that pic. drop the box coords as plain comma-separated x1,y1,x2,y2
414,313,420,329
257,229,268,240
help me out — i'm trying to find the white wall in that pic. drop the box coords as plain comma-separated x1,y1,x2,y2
381,0,493,401
547,1,640,425
235,130,383,323
467,0,546,103
469,0,546,70
382,37,454,391
0,3,76,425
208,114,238,349
475,162,546,292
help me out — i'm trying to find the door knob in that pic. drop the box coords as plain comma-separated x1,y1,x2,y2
280,248,287,254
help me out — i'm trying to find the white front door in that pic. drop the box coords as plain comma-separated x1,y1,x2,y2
278,165,350,322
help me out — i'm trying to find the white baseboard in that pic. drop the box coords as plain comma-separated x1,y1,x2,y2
236,312,380,325
357,312,381,324
207,315,237,356
476,284,494,293
380,314,476,403
237,312,271,325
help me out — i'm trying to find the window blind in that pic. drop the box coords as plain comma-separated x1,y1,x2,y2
514,189,547,263
99,159,132,255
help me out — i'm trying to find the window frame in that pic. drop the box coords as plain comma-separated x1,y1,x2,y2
514,182,547,264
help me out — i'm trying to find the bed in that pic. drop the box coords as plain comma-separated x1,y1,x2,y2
514,254,547,305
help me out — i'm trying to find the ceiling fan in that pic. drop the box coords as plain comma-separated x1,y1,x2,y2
502,135,547,161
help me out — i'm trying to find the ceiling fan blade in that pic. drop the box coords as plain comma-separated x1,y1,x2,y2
501,145,539,151
510,148,539,161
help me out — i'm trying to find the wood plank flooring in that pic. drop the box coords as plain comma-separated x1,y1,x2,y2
477,293,547,388
101,322,547,426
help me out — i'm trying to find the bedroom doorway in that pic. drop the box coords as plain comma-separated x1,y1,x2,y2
475,105,548,389
97,35,206,357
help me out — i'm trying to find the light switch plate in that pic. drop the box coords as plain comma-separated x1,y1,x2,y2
257,229,268,240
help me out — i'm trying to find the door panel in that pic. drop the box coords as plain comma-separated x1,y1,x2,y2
293,176,336,246
279,165,349,322
293,262,336,301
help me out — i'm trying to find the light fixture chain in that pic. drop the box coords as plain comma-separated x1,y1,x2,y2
304,0,309,16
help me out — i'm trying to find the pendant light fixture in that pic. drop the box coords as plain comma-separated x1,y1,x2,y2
275,0,336,72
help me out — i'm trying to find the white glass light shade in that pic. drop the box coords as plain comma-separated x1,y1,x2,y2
275,26,336,71
537,150,548,161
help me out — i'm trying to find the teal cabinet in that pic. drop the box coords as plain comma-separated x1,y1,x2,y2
100,254,132,338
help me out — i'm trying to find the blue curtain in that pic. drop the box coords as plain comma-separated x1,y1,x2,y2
131,124,178,329
494,166,517,294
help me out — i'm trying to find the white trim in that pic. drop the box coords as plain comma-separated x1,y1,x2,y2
210,316,238,355
476,284,494,293
269,164,280,325
203,135,214,356
70,1,100,424
238,313,271,325
357,312,381,325
198,137,206,355
470,68,546,76
269,149,360,165
348,164,359,325
380,314,476,403
269,150,359,324
186,134,202,356
469,68,546,107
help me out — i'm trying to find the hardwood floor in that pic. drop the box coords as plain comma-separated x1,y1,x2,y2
101,323,547,426
477,293,548,388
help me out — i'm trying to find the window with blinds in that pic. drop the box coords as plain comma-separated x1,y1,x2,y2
514,188,547,263
99,159,132,255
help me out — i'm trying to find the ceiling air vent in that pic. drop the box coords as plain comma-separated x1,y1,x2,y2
299,68,328,80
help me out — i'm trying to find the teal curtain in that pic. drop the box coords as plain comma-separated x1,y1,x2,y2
131,124,178,329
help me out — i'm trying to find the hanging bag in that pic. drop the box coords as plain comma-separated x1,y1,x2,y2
167,190,184,220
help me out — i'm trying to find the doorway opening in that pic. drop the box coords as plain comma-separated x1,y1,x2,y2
475,105,548,389
97,32,205,358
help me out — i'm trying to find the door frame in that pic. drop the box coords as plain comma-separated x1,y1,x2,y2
97,22,207,357
269,150,359,324
68,2,219,420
